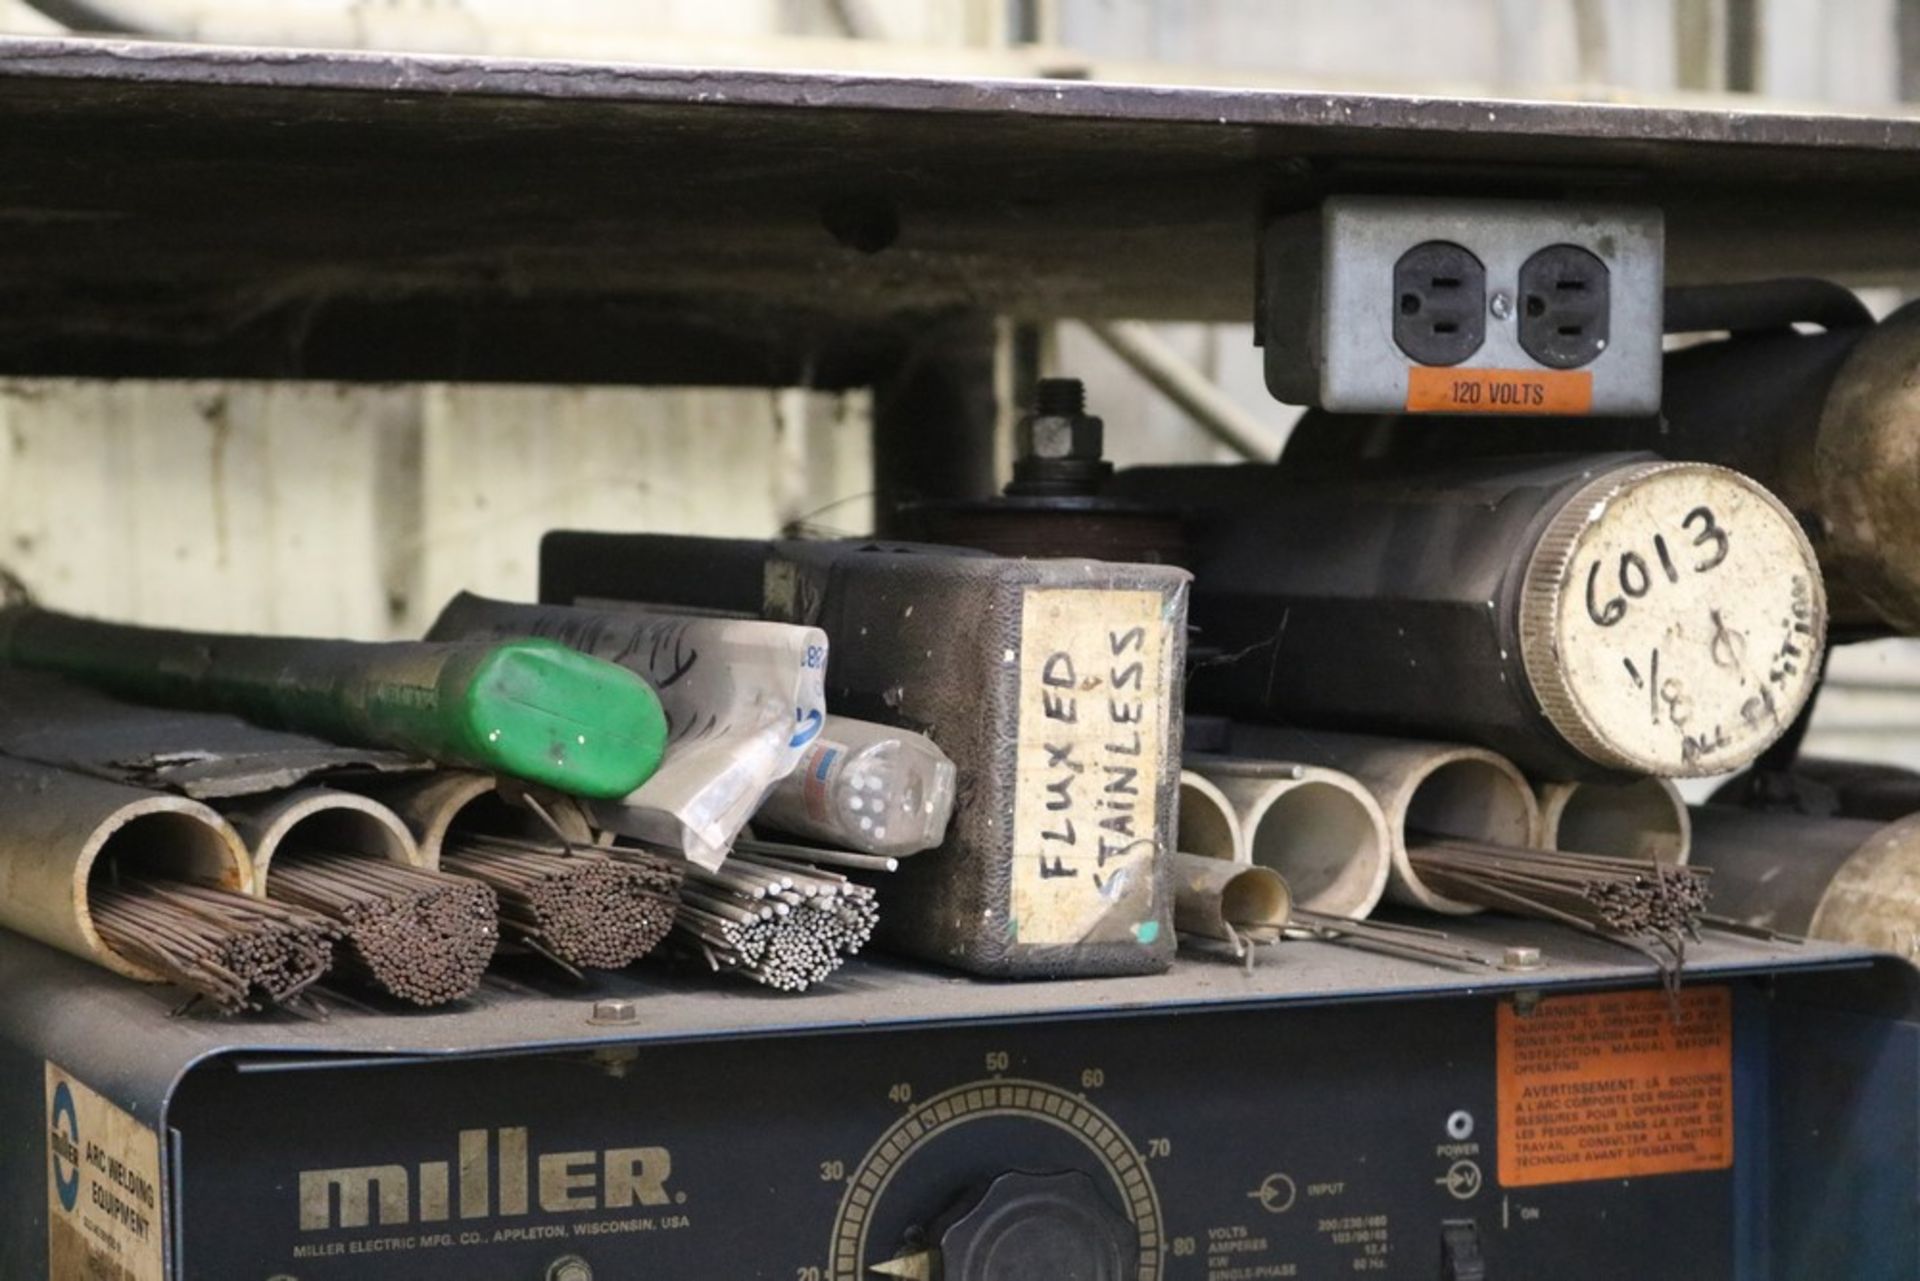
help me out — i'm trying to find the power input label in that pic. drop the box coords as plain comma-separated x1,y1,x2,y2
1406,367,1593,415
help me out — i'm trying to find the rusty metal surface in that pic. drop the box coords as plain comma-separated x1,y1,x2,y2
4,37,1920,383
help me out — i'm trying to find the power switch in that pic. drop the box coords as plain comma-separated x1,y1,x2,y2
1440,1219,1486,1281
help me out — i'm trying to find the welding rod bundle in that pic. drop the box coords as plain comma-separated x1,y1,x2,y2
225,789,498,1007
0,755,345,1013
664,842,880,992
441,833,682,972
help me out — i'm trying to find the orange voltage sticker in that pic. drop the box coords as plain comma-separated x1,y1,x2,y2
1496,986,1733,1187
1407,366,1594,414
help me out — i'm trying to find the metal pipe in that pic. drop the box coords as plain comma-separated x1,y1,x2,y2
1171,852,1290,944
1186,758,1391,918
1538,777,1690,865
1689,806,1920,955
1176,771,1243,863
1280,293,1920,636
222,788,421,891
1115,453,1827,779
1664,278,1875,336
0,756,251,982
352,771,593,869
1082,320,1286,461
1222,729,1540,915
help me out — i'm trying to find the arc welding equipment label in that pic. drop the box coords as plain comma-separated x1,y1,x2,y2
1496,986,1733,1187
1010,588,1169,946
45,1060,164,1281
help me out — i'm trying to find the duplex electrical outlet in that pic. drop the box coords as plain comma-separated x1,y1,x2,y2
1262,196,1663,416
1394,241,1486,365
1518,243,1610,368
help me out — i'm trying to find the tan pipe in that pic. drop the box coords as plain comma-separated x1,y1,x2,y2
0,756,251,981
1690,806,1920,954
223,788,420,890
1172,852,1291,943
1225,729,1541,915
1538,778,1690,865
353,771,593,867
1187,758,1391,918
1177,771,1244,862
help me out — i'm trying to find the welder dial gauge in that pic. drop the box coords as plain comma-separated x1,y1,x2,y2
1519,461,1826,777
828,1078,1164,1281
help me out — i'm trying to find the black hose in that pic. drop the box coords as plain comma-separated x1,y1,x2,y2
1664,278,1874,335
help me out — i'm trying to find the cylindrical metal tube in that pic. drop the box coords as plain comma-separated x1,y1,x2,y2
1762,757,1920,823
0,756,252,981
1278,295,1920,636
352,771,593,868
1188,756,1393,918
1538,777,1690,865
1222,729,1539,914
1690,806,1920,954
1115,453,1827,779
222,788,421,889
1171,852,1291,943
1176,771,1244,863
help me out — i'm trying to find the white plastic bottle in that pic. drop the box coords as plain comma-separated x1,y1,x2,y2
756,716,956,856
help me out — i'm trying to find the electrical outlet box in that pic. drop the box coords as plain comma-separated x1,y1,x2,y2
1262,196,1664,416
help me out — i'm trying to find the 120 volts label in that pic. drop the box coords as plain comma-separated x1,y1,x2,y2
1496,987,1733,1187
1406,367,1594,414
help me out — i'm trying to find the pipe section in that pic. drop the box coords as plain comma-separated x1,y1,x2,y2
1188,757,1391,918
1224,729,1539,914
223,788,420,889
1171,852,1290,943
354,771,593,868
1538,777,1690,865
1690,806,1920,954
1176,771,1244,863
0,756,251,981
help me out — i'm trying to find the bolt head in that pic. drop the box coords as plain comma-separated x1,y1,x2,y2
1501,946,1544,971
546,1256,594,1281
1027,413,1104,461
590,998,638,1025
1489,290,1514,321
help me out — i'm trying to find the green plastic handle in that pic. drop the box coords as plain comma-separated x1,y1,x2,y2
0,608,667,799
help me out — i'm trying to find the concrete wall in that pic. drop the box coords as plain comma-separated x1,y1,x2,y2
0,382,867,638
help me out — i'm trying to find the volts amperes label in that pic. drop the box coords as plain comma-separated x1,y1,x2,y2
1010,588,1170,947
45,1060,164,1281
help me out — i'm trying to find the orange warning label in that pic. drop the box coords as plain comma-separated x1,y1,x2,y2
1406,366,1594,414
1497,986,1733,1187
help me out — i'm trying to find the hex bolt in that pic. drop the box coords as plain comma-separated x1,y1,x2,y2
1501,945,1544,972
1007,376,1111,496
589,997,638,1025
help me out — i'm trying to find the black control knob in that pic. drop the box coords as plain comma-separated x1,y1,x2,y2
932,1169,1137,1281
